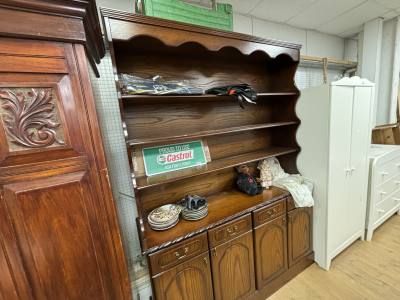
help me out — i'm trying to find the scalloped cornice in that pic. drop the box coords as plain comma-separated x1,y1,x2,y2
101,8,301,61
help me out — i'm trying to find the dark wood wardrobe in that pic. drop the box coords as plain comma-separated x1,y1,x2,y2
0,1,131,299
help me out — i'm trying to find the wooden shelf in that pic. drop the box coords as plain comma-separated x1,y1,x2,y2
135,146,299,190
128,121,298,146
121,92,298,103
142,186,290,253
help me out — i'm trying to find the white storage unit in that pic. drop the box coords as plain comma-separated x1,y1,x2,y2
296,77,375,270
366,144,400,241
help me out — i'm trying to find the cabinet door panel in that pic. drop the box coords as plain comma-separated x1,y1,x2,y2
153,253,213,300
254,215,287,288
211,231,255,300
288,208,312,267
348,86,373,232
2,171,106,299
327,86,353,252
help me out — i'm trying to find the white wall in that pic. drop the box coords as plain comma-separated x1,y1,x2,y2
233,12,345,59
359,16,400,126
378,18,397,125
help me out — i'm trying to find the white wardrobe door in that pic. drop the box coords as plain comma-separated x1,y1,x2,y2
348,86,373,233
327,86,353,255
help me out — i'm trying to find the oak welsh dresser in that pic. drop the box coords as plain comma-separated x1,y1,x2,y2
0,1,131,299
102,8,314,300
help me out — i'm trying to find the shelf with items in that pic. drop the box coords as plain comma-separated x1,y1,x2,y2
133,146,299,190
120,92,298,103
104,8,301,252
141,186,289,253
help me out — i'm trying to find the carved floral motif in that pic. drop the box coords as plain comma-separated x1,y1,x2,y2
0,88,65,149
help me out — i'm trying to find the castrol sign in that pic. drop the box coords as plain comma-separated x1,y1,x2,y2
156,150,194,165
143,141,207,176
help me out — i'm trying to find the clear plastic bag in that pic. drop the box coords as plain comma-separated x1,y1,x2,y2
120,74,204,95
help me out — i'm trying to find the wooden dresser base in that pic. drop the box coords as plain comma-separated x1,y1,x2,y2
251,252,314,299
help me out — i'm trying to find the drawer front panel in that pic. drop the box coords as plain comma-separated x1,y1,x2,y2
149,233,208,275
376,158,400,186
253,199,286,227
374,191,400,224
208,214,252,247
375,174,400,203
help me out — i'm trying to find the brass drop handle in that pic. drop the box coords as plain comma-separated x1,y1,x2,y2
211,249,217,257
203,256,208,265
174,247,189,259
227,225,238,234
282,217,286,225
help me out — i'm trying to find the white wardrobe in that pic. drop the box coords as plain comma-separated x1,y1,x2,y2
296,77,374,270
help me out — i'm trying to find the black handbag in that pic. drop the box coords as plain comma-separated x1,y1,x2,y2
205,84,257,109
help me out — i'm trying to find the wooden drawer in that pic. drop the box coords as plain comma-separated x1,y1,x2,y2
287,196,296,211
208,214,252,247
253,199,286,227
149,232,208,275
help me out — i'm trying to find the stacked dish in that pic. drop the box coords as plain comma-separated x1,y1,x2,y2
148,204,181,231
181,203,208,221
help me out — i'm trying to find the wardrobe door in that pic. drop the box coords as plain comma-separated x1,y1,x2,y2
348,86,374,233
0,38,129,299
327,85,353,253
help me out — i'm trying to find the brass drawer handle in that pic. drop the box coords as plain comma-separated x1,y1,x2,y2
174,247,189,259
226,225,239,234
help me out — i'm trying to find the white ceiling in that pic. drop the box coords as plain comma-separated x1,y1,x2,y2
219,0,400,37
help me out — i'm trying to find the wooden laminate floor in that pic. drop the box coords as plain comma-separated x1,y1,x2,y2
270,214,400,300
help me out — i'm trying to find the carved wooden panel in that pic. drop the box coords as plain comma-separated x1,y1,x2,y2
254,215,288,288
0,88,65,151
211,231,255,300
2,171,107,299
153,253,213,300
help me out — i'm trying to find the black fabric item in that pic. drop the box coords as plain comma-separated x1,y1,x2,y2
205,84,257,109
236,173,263,195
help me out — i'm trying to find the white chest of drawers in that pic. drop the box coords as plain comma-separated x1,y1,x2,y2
366,144,400,240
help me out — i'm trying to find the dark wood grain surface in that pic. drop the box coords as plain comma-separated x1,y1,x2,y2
288,207,313,267
152,253,214,300
103,9,309,300
211,231,256,300
0,2,130,299
254,214,288,288
142,187,289,253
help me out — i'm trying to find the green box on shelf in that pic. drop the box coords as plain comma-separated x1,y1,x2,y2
138,0,233,31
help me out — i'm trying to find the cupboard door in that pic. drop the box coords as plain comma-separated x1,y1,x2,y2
0,39,130,299
211,231,255,300
288,208,312,267
1,171,108,299
348,86,373,233
152,253,213,300
254,215,288,288
327,85,353,252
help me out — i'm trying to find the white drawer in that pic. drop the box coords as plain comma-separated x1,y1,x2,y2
374,190,400,224
375,159,400,186
375,173,400,203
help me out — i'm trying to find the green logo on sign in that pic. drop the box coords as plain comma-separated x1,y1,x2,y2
143,141,207,176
